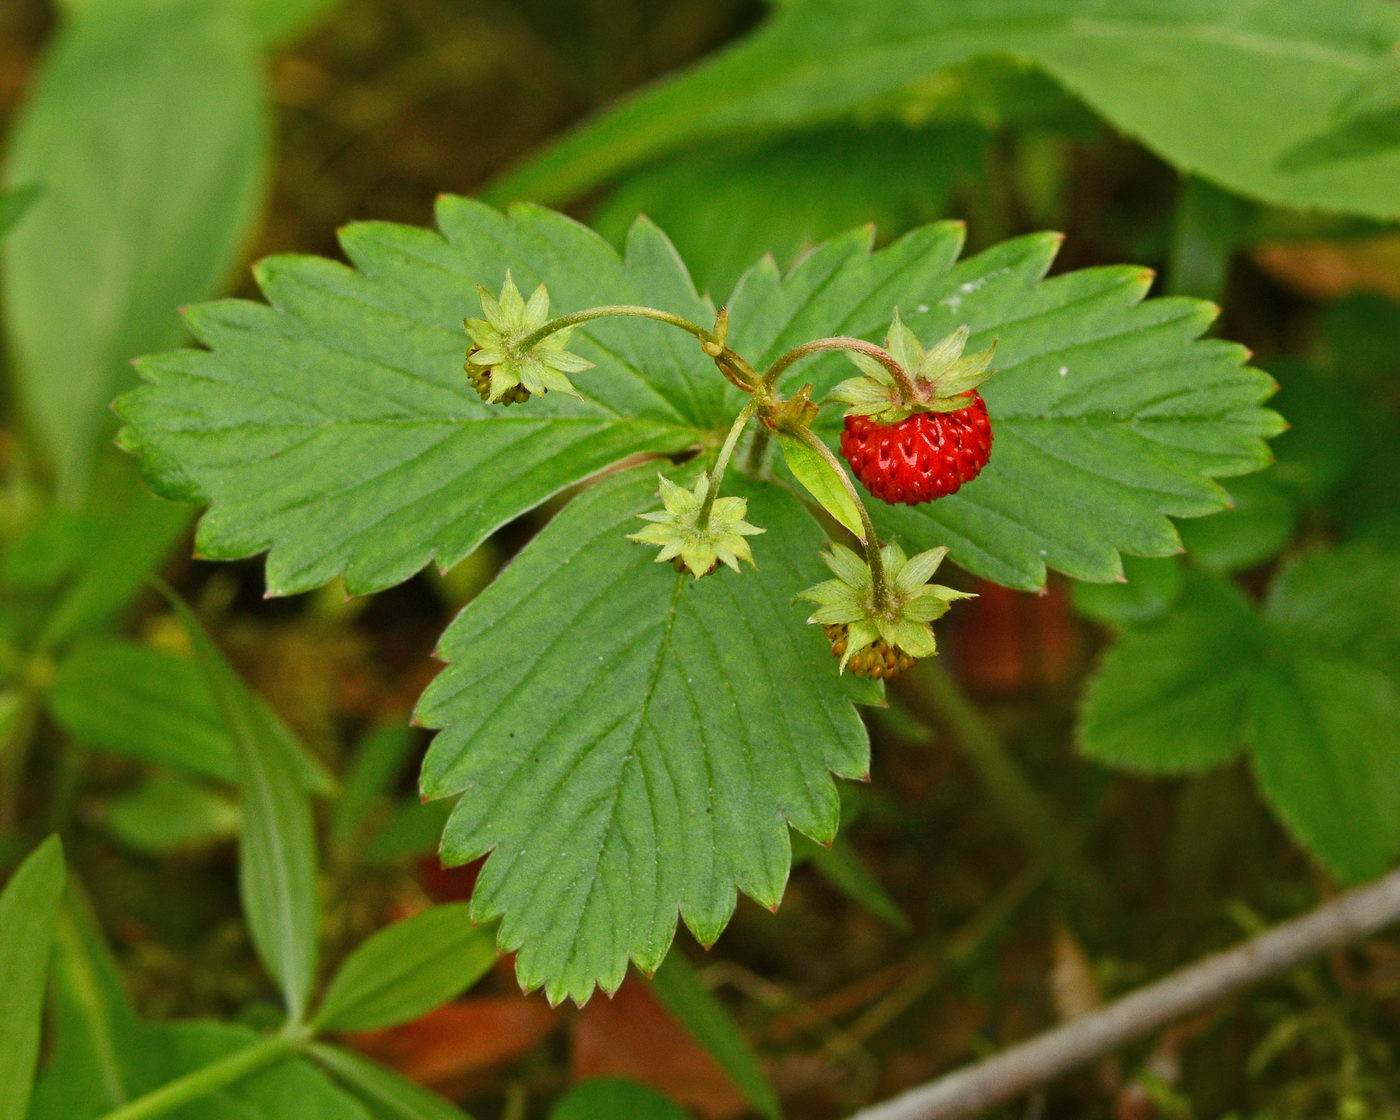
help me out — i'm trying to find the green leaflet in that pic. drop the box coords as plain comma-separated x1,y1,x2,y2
0,836,65,1120
172,597,322,1022
417,468,873,1004
489,0,1400,222
1079,547,1400,882
118,202,715,597
729,226,1281,588
311,904,497,1032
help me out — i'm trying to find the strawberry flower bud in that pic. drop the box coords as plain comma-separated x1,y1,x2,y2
629,474,765,579
464,273,594,404
799,542,975,677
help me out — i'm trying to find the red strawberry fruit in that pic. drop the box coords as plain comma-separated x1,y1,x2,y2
840,391,992,504
829,315,998,506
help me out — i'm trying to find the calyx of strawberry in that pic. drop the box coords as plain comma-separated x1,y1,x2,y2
829,315,997,425
798,542,975,676
464,274,594,404
629,474,765,579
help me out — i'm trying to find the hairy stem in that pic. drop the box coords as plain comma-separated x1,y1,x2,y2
847,865,1400,1120
789,427,889,613
515,305,760,390
697,403,755,527
763,337,918,400
95,1029,309,1120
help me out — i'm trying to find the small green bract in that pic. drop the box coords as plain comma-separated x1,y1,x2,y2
830,316,997,424
464,274,594,403
629,473,765,579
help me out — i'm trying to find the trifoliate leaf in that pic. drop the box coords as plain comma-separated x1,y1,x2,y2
417,468,872,1004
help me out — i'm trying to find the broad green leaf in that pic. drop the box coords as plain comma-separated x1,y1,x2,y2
0,836,64,1120
118,202,715,597
1070,555,1184,629
0,185,41,240
31,1022,371,1120
1248,655,1400,884
776,432,865,541
101,775,240,854
488,0,1400,222
549,1079,690,1120
417,468,872,1004
725,226,1281,588
1175,473,1297,573
312,904,496,1032
1078,574,1262,772
647,954,781,1120
172,597,320,1021
309,1044,472,1120
590,123,982,296
48,636,331,791
2,0,268,500
1080,548,1400,881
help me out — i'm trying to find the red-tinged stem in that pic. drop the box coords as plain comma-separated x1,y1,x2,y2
762,337,918,401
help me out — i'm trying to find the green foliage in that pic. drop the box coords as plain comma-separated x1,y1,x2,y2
312,904,496,1032
32,1022,371,1120
735,227,1281,588
417,468,873,1003
0,836,64,1120
173,597,321,1021
0,186,41,241
47,636,331,790
119,202,711,597
548,1079,690,1120
488,0,1400,222
647,953,781,1120
1080,547,1400,881
1,0,268,500
1176,473,1297,573
1070,555,1184,628
118,203,1283,1001
100,775,239,854
308,1045,472,1120
589,124,982,296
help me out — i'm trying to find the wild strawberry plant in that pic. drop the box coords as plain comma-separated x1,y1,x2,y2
117,199,1281,1003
